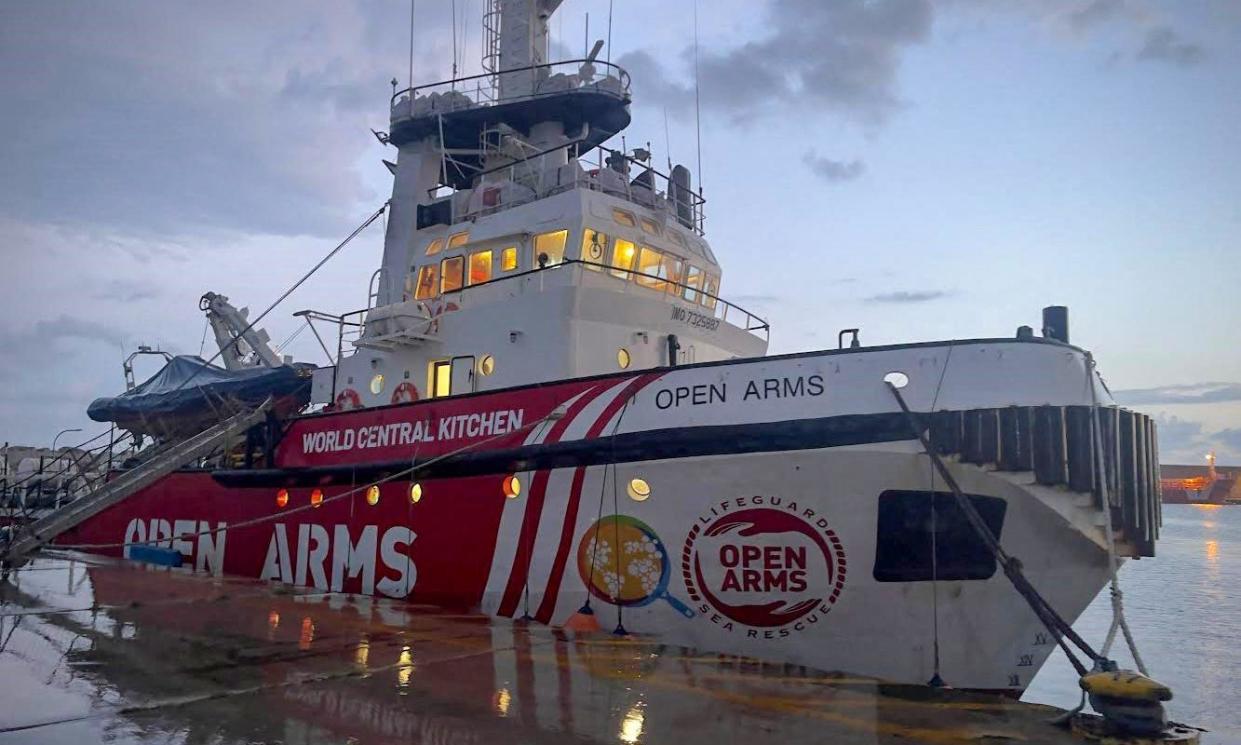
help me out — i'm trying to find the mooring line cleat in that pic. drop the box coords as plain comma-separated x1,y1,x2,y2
1080,670,1174,737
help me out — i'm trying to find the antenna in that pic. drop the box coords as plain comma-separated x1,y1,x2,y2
414,0,424,89
693,0,704,192
451,0,459,79
585,12,589,58
606,0,613,65
663,107,673,172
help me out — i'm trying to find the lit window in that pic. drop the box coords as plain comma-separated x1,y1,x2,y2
425,238,444,256
612,208,636,227
503,474,522,499
414,264,439,300
627,478,651,502
366,485,380,506
639,217,661,235
702,275,719,310
369,374,385,395
617,347,631,369
533,229,568,267
468,249,493,285
429,360,451,398
635,247,666,290
610,239,637,279
478,354,495,376
581,229,608,269
682,264,704,303
447,231,470,250
409,482,422,503
660,254,685,293
440,256,464,293
500,246,518,271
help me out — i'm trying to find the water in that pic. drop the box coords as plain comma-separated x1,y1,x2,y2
1025,504,1241,743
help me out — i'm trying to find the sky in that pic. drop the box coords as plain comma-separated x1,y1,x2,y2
0,0,1238,464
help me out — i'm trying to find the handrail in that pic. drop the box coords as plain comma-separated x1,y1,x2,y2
400,259,769,338
391,58,631,115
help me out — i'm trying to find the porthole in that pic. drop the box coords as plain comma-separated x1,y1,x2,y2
366,485,380,506
409,482,423,504
883,371,910,389
503,474,522,499
478,355,495,376
370,374,386,395
310,489,324,508
275,489,289,508
617,347,631,369
627,478,651,502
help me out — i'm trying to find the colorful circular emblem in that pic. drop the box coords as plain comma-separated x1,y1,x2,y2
682,499,846,633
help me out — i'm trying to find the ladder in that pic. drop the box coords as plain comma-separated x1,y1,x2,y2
0,399,273,567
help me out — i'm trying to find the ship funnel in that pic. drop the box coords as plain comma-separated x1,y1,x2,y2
671,164,694,229
1041,306,1069,343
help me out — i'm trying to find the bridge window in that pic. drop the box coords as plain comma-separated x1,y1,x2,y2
429,360,451,398
440,256,465,293
612,208,636,227
501,246,519,272
635,247,666,290
702,274,719,310
682,264,703,303
581,229,608,269
533,230,568,266
414,264,439,300
468,249,493,285
640,217,661,236
668,231,686,249
610,239,637,279
660,254,685,293
447,231,470,251
425,237,445,256
873,490,1006,582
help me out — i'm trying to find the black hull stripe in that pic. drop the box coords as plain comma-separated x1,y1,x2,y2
210,412,915,488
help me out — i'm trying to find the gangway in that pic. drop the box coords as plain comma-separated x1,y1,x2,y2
0,399,272,567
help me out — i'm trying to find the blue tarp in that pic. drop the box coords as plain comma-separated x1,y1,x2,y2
87,356,311,432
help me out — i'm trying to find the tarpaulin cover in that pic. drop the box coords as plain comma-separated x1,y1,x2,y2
87,355,312,427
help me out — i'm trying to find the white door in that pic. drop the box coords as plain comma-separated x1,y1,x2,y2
451,356,476,394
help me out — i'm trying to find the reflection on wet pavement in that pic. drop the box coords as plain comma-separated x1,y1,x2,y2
1,553,1087,744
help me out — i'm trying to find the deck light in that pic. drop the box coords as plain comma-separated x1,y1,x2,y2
310,489,324,508
275,489,289,508
627,478,651,502
617,348,631,369
366,485,380,505
410,482,423,503
503,474,522,499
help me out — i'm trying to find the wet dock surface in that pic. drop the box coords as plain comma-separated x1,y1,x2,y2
1,553,1090,744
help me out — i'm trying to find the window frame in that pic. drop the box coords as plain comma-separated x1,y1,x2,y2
414,264,440,300
634,246,667,291
467,248,493,286
429,359,452,398
581,228,608,270
612,208,636,227
609,238,637,279
425,237,445,256
500,246,519,272
440,255,465,294
682,264,704,303
447,231,470,251
532,229,569,267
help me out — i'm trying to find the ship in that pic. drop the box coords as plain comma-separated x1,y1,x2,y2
1,0,1162,694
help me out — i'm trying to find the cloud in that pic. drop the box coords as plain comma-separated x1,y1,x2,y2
730,293,781,305
91,279,161,303
802,152,866,183
1114,382,1241,406
1067,0,1127,32
618,0,934,128
865,290,953,303
1136,26,1205,66
1152,414,1204,454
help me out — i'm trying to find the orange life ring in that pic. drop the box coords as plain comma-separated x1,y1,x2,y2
391,381,419,405
335,388,363,411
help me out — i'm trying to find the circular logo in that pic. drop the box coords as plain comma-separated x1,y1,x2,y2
682,499,846,632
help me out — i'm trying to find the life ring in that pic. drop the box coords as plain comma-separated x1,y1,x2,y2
335,388,363,411
391,381,419,405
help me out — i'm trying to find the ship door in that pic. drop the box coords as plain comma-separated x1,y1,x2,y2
450,355,476,394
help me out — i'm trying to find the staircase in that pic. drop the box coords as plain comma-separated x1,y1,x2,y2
0,400,272,566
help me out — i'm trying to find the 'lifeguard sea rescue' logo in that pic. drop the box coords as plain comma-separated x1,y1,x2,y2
682,496,846,638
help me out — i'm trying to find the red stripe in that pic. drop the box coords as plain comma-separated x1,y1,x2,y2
533,373,661,624
495,385,610,617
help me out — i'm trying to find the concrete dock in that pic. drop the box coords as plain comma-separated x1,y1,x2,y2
0,552,1095,744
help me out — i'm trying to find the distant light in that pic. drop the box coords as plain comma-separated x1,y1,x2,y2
276,489,289,508
366,485,381,506
494,687,512,717
503,474,522,499
397,645,414,688
410,482,423,504
619,704,645,744
310,489,324,508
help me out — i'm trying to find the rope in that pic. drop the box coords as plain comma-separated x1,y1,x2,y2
885,382,1105,677
925,342,954,686
1085,352,1149,675
51,404,564,553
